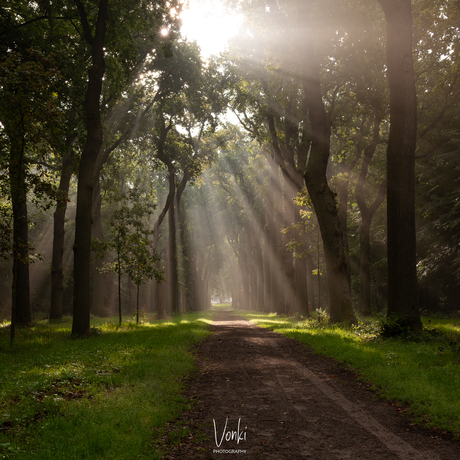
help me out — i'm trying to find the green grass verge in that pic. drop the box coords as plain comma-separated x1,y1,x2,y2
237,311,460,437
209,303,232,310
0,312,213,460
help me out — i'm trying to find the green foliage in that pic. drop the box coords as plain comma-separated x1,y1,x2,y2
0,199,12,260
416,143,460,313
378,314,444,341
378,314,419,339
315,307,331,324
0,47,66,270
93,188,163,323
95,189,163,287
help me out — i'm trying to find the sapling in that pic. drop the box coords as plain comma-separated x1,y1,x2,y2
93,189,163,325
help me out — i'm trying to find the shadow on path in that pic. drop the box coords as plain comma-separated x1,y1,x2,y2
160,311,459,459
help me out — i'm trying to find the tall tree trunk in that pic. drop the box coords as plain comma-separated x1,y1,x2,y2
294,208,309,316
295,1,354,324
248,221,264,311
238,235,251,310
359,217,372,316
263,208,272,313
156,269,165,317
355,116,386,316
337,145,362,293
303,76,355,324
247,249,257,310
188,254,197,311
136,283,140,324
337,169,352,289
168,168,179,315
50,134,75,320
306,253,316,312
267,161,284,314
117,253,122,325
377,0,422,329
152,171,175,316
283,181,297,315
9,138,31,332
91,178,109,317
174,169,191,313
72,0,108,336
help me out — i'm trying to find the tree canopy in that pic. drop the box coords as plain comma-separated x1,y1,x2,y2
1,0,459,334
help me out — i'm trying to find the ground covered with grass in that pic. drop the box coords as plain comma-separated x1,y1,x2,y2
0,312,213,460
238,311,460,437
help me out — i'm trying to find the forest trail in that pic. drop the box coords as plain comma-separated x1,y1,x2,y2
160,312,459,459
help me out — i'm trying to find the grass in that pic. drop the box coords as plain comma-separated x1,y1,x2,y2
0,311,213,460
237,310,460,437
209,303,232,311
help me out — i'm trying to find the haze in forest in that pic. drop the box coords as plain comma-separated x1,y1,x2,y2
180,0,243,58
1,0,459,339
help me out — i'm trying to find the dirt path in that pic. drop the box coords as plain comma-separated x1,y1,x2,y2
160,312,459,459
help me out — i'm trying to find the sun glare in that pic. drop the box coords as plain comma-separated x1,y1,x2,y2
180,0,242,58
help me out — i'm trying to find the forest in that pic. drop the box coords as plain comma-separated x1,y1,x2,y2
1,0,460,338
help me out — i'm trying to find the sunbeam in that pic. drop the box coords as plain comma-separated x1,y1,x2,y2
180,0,243,58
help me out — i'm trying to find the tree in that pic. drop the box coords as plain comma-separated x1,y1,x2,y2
94,190,163,325
71,0,183,334
130,48,226,314
411,0,460,314
71,0,109,336
355,114,387,315
0,48,62,340
377,0,422,329
227,0,356,322
208,126,267,312
50,112,79,321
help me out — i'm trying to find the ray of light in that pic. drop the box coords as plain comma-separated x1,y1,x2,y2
180,0,243,58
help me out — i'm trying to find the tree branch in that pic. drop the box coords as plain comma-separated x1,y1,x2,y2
72,0,94,45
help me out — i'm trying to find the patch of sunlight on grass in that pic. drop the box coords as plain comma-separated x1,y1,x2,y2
239,310,460,437
196,318,214,324
159,321,179,327
252,318,291,325
0,311,212,460
210,303,232,310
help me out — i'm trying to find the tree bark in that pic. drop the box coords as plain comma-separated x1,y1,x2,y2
355,116,386,316
263,205,272,313
168,168,179,314
283,182,296,315
239,231,251,310
50,133,76,320
377,0,422,329
174,169,191,313
91,178,110,317
9,137,31,331
248,220,264,311
72,0,108,336
337,158,359,290
303,73,355,324
306,253,316,312
358,217,372,316
152,172,175,316
294,207,309,316
267,160,284,314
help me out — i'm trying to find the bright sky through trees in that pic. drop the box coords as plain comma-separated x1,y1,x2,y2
180,0,242,58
